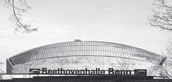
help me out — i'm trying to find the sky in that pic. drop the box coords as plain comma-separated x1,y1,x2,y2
0,0,172,72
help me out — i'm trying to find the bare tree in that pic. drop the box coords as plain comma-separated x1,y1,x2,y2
158,42,172,78
0,62,4,73
111,59,136,70
5,0,37,33
149,0,172,78
0,62,4,79
149,0,172,31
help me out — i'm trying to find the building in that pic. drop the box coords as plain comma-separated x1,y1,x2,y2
6,40,167,77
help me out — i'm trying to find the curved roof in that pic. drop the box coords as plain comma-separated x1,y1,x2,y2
9,41,165,65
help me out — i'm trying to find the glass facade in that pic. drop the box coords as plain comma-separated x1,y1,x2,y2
7,41,166,75
9,41,164,65
11,56,155,75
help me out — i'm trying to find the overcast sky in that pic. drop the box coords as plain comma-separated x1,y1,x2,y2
0,0,172,71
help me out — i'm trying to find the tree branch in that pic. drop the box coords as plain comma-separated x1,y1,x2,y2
7,0,37,33
150,0,172,31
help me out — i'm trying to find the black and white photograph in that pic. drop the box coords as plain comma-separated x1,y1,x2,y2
0,0,172,82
